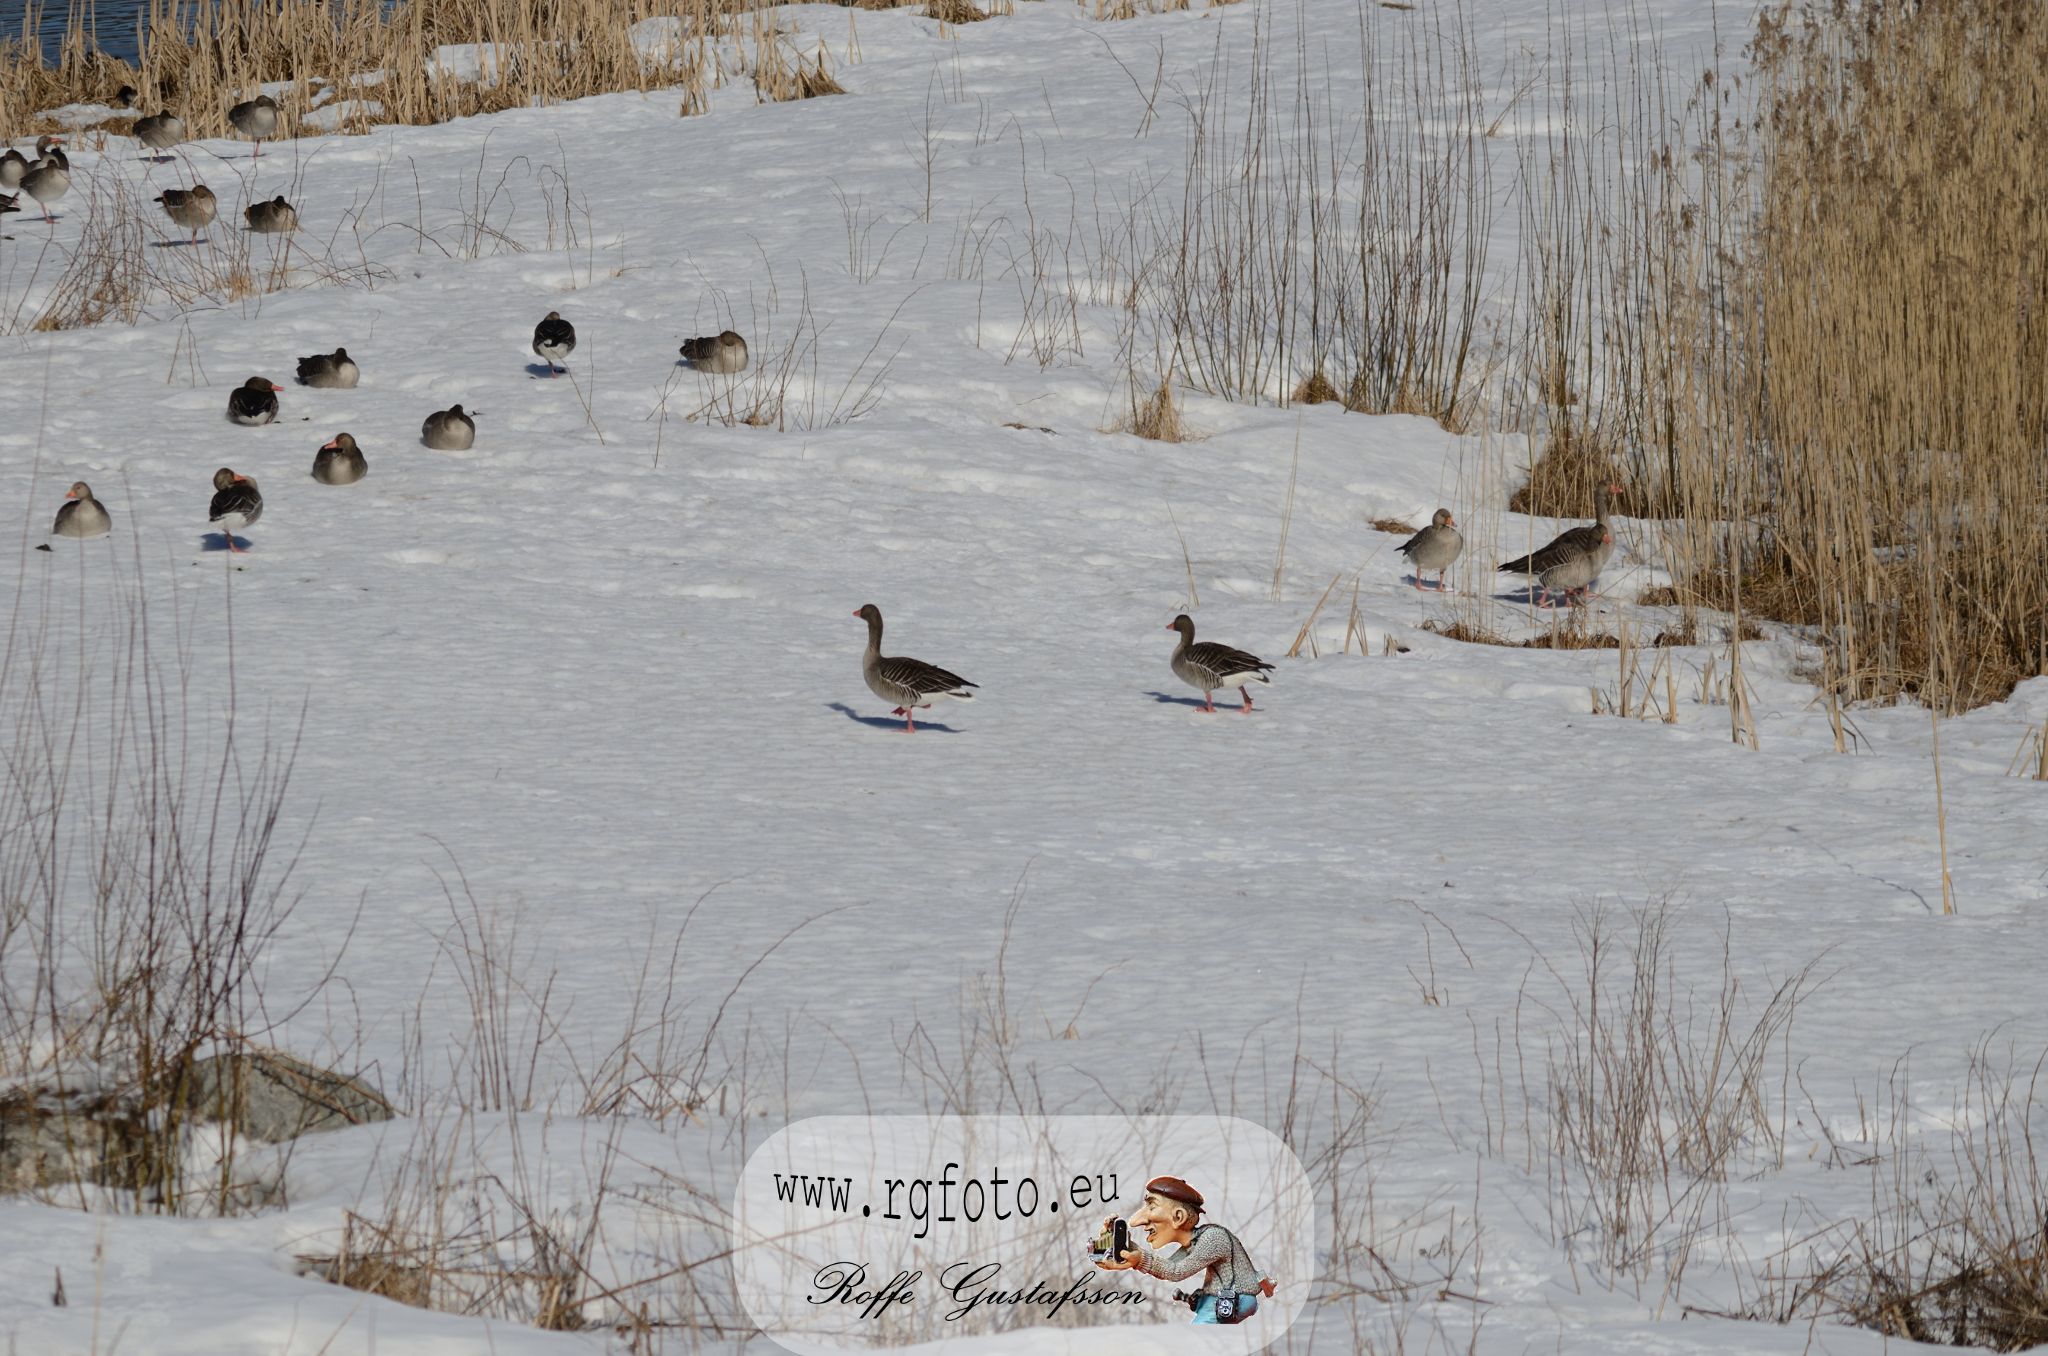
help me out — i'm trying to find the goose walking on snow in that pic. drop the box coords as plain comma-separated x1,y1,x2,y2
312,432,367,485
296,347,359,388
20,139,69,222
1496,482,1623,608
855,603,977,732
1396,508,1463,592
208,467,262,552
227,376,283,425
155,185,216,245
532,311,575,375
1167,614,1274,713
50,481,112,539
245,195,298,233
680,330,748,374
134,111,184,159
228,94,280,157
421,404,476,450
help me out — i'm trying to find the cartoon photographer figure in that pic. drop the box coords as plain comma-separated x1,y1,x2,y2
1094,1175,1276,1324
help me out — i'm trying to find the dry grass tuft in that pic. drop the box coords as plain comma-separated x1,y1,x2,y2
924,0,990,21
1508,427,1626,518
1420,618,1508,647
1120,374,1185,443
1371,516,1417,536
1292,369,1342,405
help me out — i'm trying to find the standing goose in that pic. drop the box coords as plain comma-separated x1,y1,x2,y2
134,111,184,159
20,139,69,223
854,603,977,732
679,330,748,374
208,467,262,552
1167,614,1274,714
227,376,282,425
296,347,359,389
155,184,216,245
312,432,367,485
421,403,476,450
50,481,112,539
532,311,575,375
244,195,298,233
1496,482,1624,608
227,94,280,157
1396,508,1463,592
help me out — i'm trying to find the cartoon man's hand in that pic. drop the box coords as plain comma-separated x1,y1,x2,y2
1093,1248,1144,1272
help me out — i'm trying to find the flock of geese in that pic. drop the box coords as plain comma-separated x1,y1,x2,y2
11,97,1629,732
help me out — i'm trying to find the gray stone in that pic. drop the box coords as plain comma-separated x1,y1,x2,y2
175,1049,393,1143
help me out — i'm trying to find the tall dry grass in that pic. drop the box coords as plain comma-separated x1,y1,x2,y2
0,0,759,143
1591,0,2045,712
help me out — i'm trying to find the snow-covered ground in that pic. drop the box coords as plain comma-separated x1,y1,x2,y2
2,0,2046,1352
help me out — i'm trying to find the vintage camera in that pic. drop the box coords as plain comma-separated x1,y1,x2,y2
1214,1294,1236,1321
1089,1217,1130,1260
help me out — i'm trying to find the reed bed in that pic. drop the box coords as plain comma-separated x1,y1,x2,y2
0,0,757,143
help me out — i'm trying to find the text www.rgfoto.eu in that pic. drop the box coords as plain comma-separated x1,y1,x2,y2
772,1165,1119,1239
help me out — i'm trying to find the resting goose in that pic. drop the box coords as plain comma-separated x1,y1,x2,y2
421,403,475,450
155,184,216,244
227,375,282,425
244,195,298,233
0,192,16,218
1,147,30,191
20,139,69,222
296,347,359,389
208,467,262,551
51,481,112,539
1396,508,1463,592
532,311,575,375
855,603,976,732
1167,614,1274,713
312,432,367,485
679,330,748,374
134,111,184,158
227,94,280,156
1497,482,1623,607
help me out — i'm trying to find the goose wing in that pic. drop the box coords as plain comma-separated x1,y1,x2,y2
1187,641,1273,683
1499,523,1605,575
877,655,977,698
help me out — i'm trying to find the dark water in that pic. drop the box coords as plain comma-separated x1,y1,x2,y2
2,0,151,64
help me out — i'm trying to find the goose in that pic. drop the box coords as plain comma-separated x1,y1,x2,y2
114,85,137,109
227,94,280,156
1167,614,1273,713
296,347,359,389
227,376,282,425
421,403,475,450
50,481,112,539
208,467,262,551
312,432,367,485
244,195,298,233
679,330,748,374
1396,508,1463,592
0,192,16,218
20,139,69,222
854,603,976,732
1497,482,1623,608
154,185,216,245
532,311,575,375
134,111,184,158
2,136,59,190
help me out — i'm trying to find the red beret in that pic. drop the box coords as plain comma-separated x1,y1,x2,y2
1144,1176,1204,1210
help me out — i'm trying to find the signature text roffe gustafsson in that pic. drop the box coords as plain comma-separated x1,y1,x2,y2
808,1259,1146,1323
